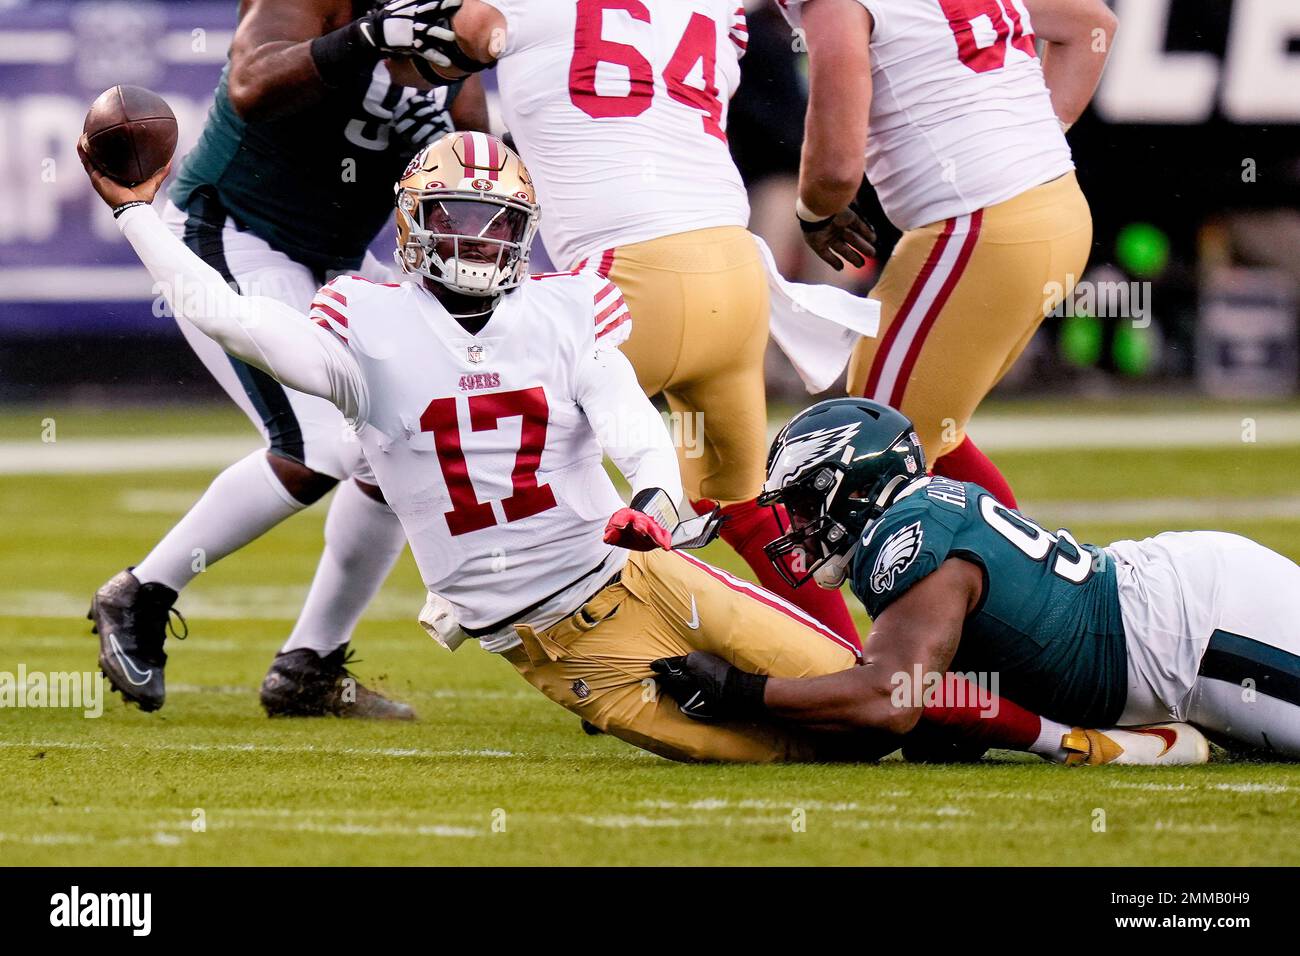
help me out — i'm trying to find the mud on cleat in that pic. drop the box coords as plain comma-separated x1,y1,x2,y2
1062,722,1210,766
88,568,186,712
259,646,416,720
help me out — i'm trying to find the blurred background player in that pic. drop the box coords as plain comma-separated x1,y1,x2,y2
779,0,1117,507
403,0,865,646
88,0,488,717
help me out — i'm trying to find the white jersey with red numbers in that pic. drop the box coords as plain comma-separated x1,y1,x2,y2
479,0,751,269
308,271,668,652
778,0,1073,231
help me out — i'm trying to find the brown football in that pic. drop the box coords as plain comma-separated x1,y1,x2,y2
82,85,178,186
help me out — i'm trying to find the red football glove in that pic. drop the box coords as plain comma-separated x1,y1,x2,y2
603,508,673,552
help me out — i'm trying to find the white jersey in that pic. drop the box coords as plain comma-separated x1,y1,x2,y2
481,0,751,269
306,270,674,649
778,0,1073,231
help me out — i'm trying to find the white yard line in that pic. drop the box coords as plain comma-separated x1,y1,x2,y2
0,740,514,759
0,436,259,475
2,409,1299,476
1026,494,1300,525
2,588,420,622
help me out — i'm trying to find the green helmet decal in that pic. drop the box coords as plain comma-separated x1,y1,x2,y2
760,398,926,589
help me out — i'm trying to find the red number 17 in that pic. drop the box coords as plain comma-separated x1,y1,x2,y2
420,387,558,536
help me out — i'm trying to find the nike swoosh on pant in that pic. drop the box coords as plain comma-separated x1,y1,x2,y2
685,595,700,630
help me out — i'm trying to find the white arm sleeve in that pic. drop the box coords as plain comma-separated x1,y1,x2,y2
575,345,684,507
116,205,367,420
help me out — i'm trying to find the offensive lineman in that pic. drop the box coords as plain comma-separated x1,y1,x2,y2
654,398,1299,762
378,0,868,647
89,0,486,717
779,0,1117,509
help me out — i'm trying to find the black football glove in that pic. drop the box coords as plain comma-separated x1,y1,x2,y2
391,88,455,149
650,652,768,722
799,177,878,271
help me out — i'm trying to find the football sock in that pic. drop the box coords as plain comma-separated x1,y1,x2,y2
932,435,1018,508
281,479,407,657
1028,718,1075,762
701,497,862,651
920,676,1043,751
134,451,305,593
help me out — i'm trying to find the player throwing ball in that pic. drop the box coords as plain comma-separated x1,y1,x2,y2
81,131,888,762
654,398,1300,761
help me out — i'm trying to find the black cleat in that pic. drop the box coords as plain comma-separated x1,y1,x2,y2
88,568,186,712
259,646,416,720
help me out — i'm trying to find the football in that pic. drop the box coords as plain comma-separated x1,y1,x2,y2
81,85,177,186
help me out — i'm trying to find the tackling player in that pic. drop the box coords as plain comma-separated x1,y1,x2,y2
84,131,1123,764
88,0,487,718
371,0,867,648
654,398,1300,763
778,0,1117,508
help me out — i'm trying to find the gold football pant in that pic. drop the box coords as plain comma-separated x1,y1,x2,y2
586,226,769,505
847,172,1092,462
503,549,862,763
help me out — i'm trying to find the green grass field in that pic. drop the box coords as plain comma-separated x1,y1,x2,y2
2,401,1299,866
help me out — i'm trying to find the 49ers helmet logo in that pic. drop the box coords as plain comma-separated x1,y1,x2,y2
471,178,494,191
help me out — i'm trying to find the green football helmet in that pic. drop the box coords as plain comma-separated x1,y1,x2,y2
759,398,926,589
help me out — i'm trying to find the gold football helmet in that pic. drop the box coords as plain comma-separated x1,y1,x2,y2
394,131,540,297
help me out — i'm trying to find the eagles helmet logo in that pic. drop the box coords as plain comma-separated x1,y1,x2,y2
870,521,924,593
769,422,862,487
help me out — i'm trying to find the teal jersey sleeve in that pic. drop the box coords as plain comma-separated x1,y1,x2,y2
851,481,965,618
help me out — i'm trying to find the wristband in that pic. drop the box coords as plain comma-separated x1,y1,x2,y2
724,668,769,718
796,196,833,232
310,20,383,88
112,200,149,219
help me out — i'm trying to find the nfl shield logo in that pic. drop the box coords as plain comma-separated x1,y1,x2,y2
467,344,485,364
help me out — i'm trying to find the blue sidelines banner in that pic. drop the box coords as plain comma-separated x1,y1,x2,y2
0,0,516,336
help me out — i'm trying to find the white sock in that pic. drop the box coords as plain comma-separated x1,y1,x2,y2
1028,717,1075,762
134,451,306,592
280,479,407,657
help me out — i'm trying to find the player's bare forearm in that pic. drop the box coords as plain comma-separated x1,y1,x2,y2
797,0,872,218
450,73,491,133
1027,0,1119,127
766,561,975,733
227,0,352,121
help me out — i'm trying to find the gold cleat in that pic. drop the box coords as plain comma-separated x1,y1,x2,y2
1062,722,1209,766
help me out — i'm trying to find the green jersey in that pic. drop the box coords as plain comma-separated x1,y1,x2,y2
169,54,448,275
850,477,1128,726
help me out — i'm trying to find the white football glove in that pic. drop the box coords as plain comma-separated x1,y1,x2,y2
418,590,468,652
359,0,462,60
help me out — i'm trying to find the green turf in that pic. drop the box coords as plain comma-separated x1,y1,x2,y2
2,405,1299,866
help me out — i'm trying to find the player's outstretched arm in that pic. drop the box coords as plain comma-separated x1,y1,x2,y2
80,146,366,420
654,559,977,732
1025,0,1119,129
228,0,464,120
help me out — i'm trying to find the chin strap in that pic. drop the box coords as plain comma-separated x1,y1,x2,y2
813,544,857,590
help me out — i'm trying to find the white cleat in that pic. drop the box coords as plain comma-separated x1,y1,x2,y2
1061,722,1210,766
